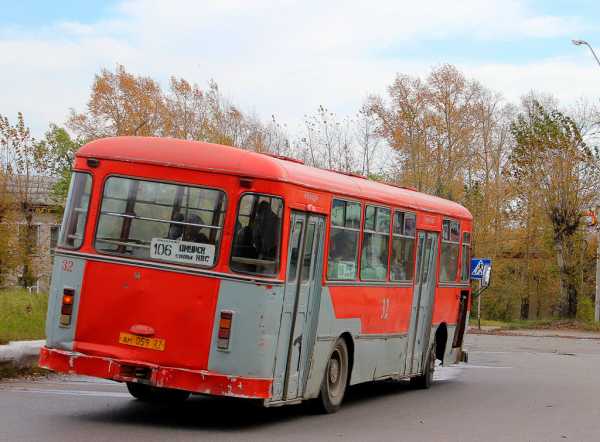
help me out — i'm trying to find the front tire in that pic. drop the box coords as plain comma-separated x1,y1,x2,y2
316,337,349,414
126,382,191,403
410,341,435,389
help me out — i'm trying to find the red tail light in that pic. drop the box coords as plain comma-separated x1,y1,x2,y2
217,311,234,351
60,288,75,327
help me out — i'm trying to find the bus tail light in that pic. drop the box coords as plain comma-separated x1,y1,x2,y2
60,288,75,327
217,311,234,351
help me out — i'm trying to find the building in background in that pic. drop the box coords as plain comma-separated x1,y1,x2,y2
4,176,61,292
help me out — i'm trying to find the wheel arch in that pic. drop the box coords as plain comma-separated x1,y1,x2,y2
339,332,355,384
434,322,448,363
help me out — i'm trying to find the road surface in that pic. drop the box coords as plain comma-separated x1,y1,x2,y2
1,333,600,442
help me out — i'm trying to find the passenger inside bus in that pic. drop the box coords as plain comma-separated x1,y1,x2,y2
231,197,282,275
253,201,279,260
183,214,209,243
167,213,185,239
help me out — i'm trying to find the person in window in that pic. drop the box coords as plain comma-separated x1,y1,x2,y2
252,201,279,260
183,214,209,244
233,219,257,259
167,213,185,239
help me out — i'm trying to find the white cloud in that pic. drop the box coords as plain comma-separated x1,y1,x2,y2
0,0,597,137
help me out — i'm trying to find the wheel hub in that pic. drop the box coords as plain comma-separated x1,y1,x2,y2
329,358,340,384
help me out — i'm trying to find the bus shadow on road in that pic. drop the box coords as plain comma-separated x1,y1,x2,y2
70,376,458,431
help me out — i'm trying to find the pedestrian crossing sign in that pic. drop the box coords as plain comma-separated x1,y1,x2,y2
470,258,491,280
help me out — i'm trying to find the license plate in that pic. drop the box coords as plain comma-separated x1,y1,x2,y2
118,332,166,351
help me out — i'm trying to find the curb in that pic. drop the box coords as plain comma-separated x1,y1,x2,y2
0,340,45,369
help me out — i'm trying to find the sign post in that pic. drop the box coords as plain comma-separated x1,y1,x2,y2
471,258,492,330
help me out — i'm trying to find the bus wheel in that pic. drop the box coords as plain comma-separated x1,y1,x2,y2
317,338,349,414
410,341,436,389
126,382,191,402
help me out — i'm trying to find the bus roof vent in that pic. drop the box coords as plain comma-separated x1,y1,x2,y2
327,169,367,179
262,153,305,165
385,182,418,192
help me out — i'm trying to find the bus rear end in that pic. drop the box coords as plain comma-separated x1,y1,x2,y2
39,152,281,401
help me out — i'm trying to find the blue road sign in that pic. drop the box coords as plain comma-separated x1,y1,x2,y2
471,258,491,280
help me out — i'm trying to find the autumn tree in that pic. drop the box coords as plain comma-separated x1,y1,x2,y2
510,99,600,318
369,65,479,199
69,64,166,139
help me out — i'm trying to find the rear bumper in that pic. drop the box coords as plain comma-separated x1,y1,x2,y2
39,346,272,399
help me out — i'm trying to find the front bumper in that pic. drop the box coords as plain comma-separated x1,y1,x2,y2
39,346,272,399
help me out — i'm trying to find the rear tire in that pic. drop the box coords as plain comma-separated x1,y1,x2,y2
315,338,349,414
126,382,191,403
410,341,435,389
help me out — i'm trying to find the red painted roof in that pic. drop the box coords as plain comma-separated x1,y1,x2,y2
77,137,472,220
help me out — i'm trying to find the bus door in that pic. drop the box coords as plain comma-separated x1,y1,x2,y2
272,211,325,401
406,231,438,375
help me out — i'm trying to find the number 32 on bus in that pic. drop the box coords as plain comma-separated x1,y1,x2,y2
40,137,474,413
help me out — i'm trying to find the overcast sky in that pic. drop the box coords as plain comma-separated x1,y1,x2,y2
2,0,600,137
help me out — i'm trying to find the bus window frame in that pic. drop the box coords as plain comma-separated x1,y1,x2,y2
58,170,93,252
389,208,417,283
93,174,228,270
360,203,391,282
326,197,363,282
460,230,472,282
440,218,461,283
229,191,285,278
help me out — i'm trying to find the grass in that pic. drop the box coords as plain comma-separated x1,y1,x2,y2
474,318,600,332
0,288,48,345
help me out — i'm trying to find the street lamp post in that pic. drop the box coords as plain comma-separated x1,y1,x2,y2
572,40,600,322
572,39,600,68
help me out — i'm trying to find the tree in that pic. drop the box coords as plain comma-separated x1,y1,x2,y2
68,64,165,140
369,64,479,198
36,125,82,204
299,105,356,173
510,99,600,318
0,112,52,287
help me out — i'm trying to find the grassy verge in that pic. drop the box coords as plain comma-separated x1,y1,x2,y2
0,288,48,345
473,318,600,332
0,364,50,380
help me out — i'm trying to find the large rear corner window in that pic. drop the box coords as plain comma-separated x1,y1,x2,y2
95,176,226,268
230,194,283,276
58,172,92,250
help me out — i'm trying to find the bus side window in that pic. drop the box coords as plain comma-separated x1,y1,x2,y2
390,211,416,281
440,219,460,282
360,205,390,281
327,199,361,280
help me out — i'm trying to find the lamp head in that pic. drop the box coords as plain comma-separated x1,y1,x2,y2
572,39,587,46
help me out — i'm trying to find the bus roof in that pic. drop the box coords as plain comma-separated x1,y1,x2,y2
77,137,472,220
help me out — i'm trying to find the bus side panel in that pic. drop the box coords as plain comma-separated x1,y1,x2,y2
303,286,413,400
45,255,87,351
207,280,285,379
303,286,361,399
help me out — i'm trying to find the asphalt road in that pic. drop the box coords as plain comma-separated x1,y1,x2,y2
2,333,600,442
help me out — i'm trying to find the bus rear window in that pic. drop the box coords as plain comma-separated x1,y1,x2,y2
95,177,226,267
58,172,92,250
230,194,283,276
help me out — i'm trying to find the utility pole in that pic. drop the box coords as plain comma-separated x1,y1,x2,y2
572,40,600,322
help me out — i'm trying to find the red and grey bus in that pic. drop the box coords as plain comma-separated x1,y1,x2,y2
40,136,472,413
